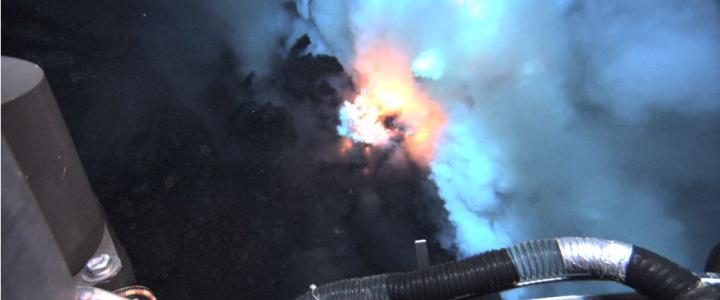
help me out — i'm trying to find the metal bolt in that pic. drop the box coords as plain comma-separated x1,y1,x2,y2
86,254,112,276
81,253,121,283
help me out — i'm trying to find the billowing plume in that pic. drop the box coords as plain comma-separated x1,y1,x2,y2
215,0,720,295
308,0,720,260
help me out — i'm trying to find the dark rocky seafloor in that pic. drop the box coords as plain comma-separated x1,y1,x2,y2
2,1,454,299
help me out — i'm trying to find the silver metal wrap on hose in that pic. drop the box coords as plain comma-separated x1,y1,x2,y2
507,237,634,285
556,237,633,281
507,239,569,284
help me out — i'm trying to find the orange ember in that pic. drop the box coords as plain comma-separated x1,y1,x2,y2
338,46,447,164
339,137,354,156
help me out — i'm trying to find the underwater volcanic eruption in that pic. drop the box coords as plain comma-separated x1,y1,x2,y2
333,40,513,260
4,0,720,298
337,46,447,165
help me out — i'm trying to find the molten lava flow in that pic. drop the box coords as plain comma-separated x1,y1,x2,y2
337,46,447,164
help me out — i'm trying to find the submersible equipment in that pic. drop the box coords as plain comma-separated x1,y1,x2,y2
2,56,147,299
296,237,720,300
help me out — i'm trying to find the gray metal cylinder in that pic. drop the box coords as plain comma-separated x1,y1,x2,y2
2,56,107,274
1,139,77,300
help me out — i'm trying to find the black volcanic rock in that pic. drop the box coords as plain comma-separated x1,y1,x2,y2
290,34,312,57
282,35,345,101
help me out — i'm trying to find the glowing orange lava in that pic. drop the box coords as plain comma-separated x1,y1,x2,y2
339,45,447,164
339,137,354,156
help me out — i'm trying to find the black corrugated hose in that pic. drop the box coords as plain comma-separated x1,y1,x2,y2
295,237,708,300
705,242,720,273
625,246,700,299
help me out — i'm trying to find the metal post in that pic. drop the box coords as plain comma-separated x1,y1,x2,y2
414,239,430,269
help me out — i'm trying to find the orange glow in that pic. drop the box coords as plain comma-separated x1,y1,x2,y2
339,137,353,155
341,45,447,164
